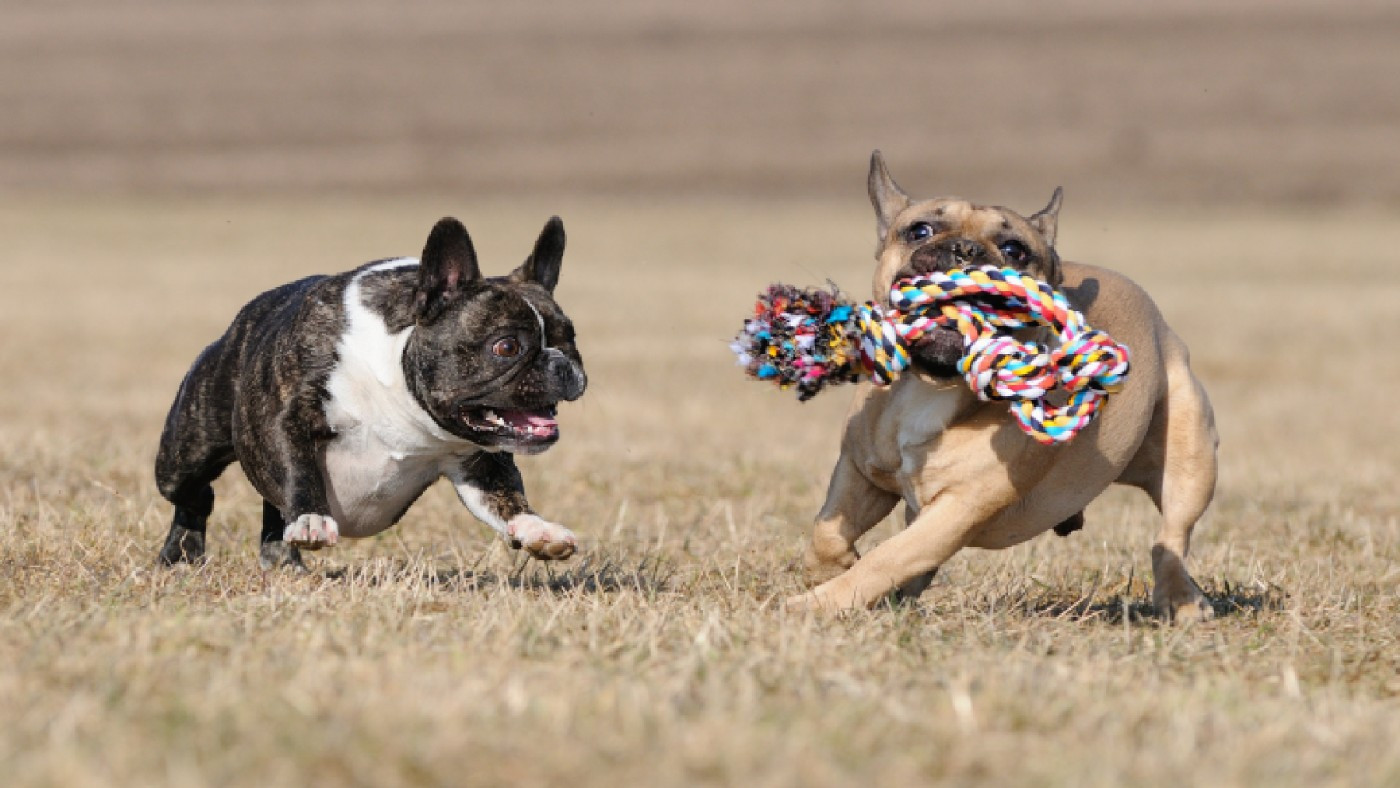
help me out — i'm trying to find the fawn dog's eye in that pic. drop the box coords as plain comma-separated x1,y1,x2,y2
904,222,934,243
998,240,1031,264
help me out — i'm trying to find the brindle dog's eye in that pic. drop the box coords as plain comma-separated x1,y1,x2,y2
904,222,934,243
999,240,1031,264
492,337,522,358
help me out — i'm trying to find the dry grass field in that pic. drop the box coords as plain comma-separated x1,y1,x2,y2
3,0,1400,785
1,195,1397,786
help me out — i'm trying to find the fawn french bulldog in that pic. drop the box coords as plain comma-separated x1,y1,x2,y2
789,153,1218,621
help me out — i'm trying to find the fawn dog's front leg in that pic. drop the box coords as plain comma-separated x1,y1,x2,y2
804,452,900,586
790,485,1013,612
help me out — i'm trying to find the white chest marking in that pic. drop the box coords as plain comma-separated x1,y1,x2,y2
320,258,480,537
892,379,962,505
894,380,961,453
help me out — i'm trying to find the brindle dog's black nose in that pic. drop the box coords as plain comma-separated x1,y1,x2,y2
908,238,988,275
548,351,587,402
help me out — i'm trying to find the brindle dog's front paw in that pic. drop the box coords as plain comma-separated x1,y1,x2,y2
506,515,577,560
283,514,340,550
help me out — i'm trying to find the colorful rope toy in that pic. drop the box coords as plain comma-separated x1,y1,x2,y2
730,265,1131,445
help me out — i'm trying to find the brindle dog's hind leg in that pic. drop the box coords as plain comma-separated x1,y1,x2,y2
1121,361,1219,622
155,481,218,565
154,344,236,565
257,500,305,571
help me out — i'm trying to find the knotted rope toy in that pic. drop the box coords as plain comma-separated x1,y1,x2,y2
730,265,1131,444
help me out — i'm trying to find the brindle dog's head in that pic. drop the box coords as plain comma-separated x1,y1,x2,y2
403,216,586,454
867,150,1064,375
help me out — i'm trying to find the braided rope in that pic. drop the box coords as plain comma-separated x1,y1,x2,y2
854,266,1131,444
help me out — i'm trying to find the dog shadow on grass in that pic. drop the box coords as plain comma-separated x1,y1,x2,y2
1012,579,1288,625
319,552,674,596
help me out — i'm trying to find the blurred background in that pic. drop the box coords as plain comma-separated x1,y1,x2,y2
4,0,1398,208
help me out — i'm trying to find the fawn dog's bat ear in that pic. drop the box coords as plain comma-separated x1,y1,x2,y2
868,150,911,242
1030,187,1064,248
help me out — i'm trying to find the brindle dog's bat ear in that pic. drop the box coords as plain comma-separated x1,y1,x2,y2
1030,187,1064,248
415,217,481,322
511,216,566,293
868,150,910,242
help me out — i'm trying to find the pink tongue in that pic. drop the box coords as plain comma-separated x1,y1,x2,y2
498,409,556,429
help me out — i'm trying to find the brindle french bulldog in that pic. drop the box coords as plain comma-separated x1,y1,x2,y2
154,216,586,569
788,152,1218,622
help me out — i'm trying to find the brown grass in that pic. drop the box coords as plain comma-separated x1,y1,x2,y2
1,196,1397,786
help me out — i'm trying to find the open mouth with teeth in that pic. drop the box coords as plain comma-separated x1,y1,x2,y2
457,406,559,446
